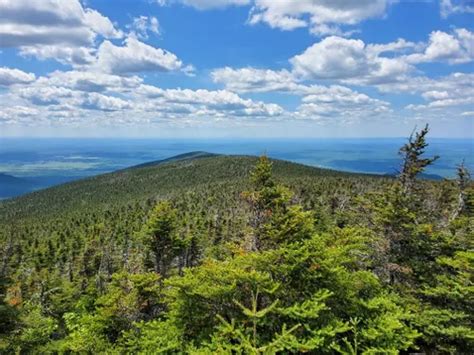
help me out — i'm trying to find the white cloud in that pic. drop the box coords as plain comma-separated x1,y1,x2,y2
210,66,392,122
129,16,160,39
0,105,39,123
19,46,96,66
137,85,284,117
377,72,474,94
296,85,391,121
291,37,367,79
406,29,474,64
211,67,297,93
248,0,392,33
0,0,123,68
0,0,122,48
1,67,284,126
18,86,75,105
214,30,471,93
422,90,450,100
40,70,143,93
0,67,36,86
83,8,123,39
440,0,474,18
0,23,94,48
290,36,413,84
93,36,183,75
406,96,474,111
383,72,474,112
81,93,131,111
373,72,474,116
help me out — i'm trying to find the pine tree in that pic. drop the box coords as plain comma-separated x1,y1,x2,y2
139,201,184,278
399,124,439,195
369,125,440,284
243,156,314,251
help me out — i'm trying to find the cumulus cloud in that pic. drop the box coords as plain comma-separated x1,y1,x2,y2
93,36,183,75
211,67,297,93
83,8,123,39
0,67,36,86
210,66,392,122
137,85,284,117
296,85,391,121
81,93,131,111
19,46,96,66
406,29,474,64
248,0,391,33
404,74,474,112
288,30,471,85
211,28,473,124
377,72,474,95
0,105,39,123
17,86,75,106
2,67,284,126
214,30,471,92
39,70,143,93
0,0,122,48
0,0,124,67
290,36,413,84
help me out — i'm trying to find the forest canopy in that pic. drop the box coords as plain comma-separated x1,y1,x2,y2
0,126,473,354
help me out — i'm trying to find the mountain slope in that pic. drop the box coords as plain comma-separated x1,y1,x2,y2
129,151,219,169
0,152,389,222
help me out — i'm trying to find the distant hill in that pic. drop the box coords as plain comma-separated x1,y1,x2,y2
128,151,219,169
0,152,390,221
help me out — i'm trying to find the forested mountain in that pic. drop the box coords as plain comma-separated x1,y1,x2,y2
0,126,473,354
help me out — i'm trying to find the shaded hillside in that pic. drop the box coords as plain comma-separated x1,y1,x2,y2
0,153,389,222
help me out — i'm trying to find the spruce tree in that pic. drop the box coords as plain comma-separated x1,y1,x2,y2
139,201,184,278
399,124,439,195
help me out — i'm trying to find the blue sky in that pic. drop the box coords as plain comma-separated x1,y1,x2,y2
0,0,473,138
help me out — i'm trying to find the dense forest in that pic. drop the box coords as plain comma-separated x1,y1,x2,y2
0,126,473,354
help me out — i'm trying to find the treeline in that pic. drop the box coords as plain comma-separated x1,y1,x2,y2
0,126,473,353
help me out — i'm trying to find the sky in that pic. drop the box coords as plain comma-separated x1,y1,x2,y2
0,0,473,138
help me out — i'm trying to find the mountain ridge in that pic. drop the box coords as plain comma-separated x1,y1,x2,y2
0,152,391,221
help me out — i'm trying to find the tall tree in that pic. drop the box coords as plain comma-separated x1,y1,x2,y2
399,124,439,195
139,201,184,278
243,156,313,251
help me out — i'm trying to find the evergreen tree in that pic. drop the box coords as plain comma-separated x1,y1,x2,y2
399,124,439,195
139,201,184,277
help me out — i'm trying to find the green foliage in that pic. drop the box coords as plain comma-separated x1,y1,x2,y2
139,201,184,276
399,124,439,194
415,250,474,353
0,130,472,353
120,319,182,353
